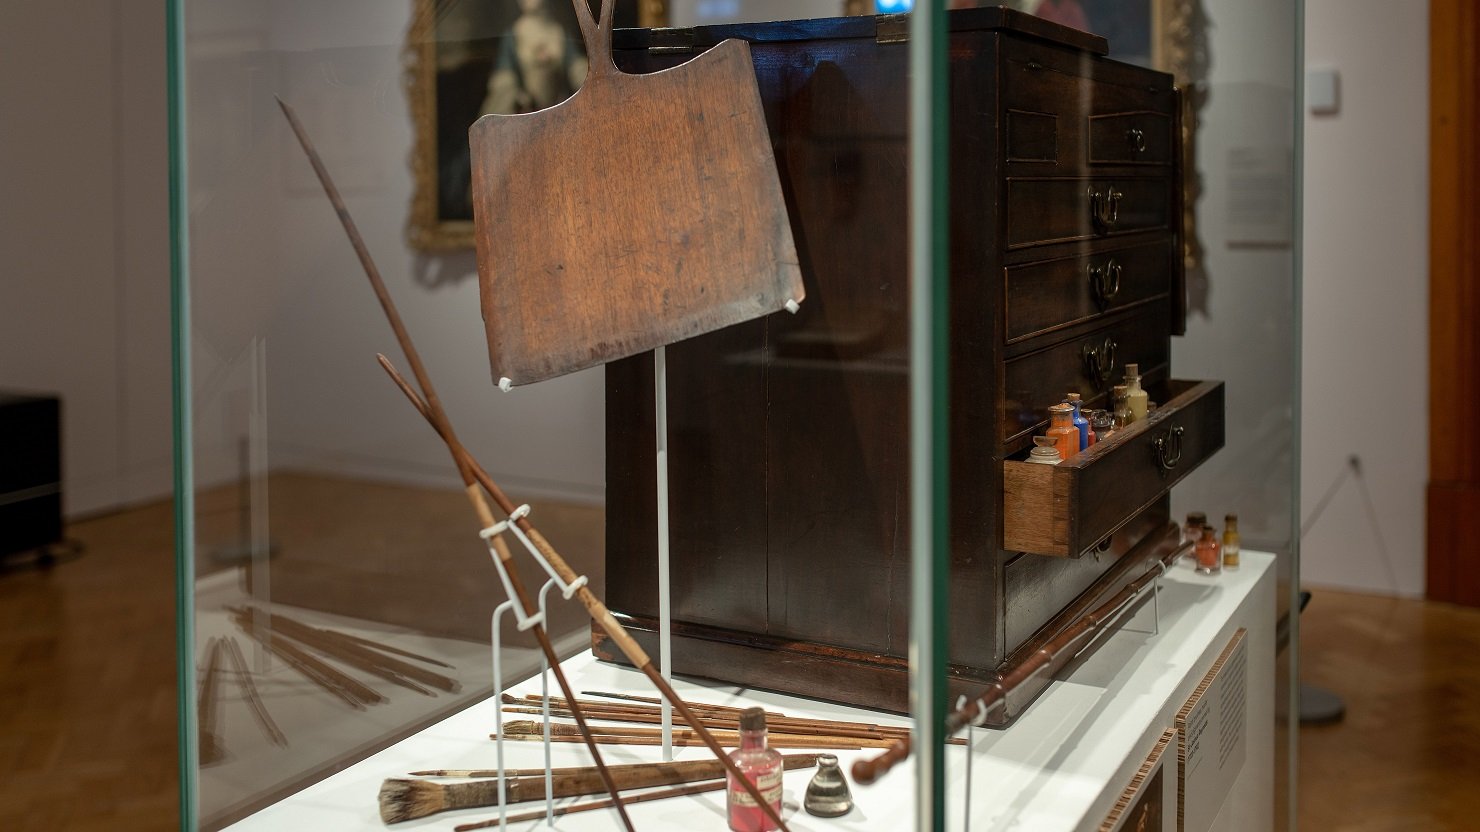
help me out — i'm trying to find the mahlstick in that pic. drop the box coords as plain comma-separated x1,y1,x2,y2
851,528,1192,784
276,97,635,831
377,356,795,832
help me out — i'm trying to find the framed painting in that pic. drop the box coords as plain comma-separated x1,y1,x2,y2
405,0,670,250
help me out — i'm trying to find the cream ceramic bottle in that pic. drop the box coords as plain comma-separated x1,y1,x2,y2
1124,363,1148,423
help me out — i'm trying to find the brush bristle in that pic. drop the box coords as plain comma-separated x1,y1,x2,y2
378,778,448,824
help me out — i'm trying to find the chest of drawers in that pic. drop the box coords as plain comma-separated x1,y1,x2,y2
600,8,1223,721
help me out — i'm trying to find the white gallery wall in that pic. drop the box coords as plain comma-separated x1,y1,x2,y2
0,1,171,518
1299,0,1428,596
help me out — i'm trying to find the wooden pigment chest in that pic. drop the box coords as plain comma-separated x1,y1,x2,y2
599,8,1223,722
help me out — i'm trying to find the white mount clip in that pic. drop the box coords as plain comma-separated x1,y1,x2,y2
503,504,589,600
498,377,514,393
480,521,544,631
957,694,993,728
784,298,801,314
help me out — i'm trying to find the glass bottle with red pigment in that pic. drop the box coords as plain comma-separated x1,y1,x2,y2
1195,525,1222,576
728,707,784,831
1047,403,1079,462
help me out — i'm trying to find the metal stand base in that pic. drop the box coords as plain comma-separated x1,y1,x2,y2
1298,683,1346,725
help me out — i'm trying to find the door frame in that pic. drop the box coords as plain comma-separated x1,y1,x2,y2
1427,0,1480,605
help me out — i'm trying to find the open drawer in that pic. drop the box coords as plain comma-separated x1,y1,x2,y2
1003,379,1224,557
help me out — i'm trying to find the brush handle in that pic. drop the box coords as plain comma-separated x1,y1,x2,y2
412,753,818,780
455,780,728,832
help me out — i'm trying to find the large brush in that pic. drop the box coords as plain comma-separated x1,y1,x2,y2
379,754,819,823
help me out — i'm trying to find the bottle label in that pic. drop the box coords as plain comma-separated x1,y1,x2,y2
730,770,783,807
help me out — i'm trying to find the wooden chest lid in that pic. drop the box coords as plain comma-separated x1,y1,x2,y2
612,7,1109,56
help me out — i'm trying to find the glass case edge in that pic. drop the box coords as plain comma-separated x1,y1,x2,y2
167,0,198,827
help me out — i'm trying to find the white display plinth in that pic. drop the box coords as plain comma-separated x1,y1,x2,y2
223,551,1275,832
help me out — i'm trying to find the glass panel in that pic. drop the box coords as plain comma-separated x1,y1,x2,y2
176,2,610,826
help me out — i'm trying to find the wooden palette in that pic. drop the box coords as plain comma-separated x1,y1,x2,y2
469,0,803,386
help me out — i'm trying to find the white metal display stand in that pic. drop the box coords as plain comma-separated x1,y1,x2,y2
482,502,591,829
655,345,674,761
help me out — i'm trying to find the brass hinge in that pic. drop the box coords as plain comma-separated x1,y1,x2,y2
876,14,909,44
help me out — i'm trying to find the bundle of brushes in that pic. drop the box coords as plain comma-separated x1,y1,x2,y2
228,605,458,709
379,754,819,823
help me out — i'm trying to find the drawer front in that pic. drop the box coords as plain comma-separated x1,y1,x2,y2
1002,498,1171,650
1074,380,1224,555
1004,240,1173,343
1003,306,1170,443
1088,111,1173,166
1006,178,1172,248
1001,39,1177,171
1003,380,1225,557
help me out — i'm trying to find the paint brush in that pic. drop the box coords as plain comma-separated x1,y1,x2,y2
379,754,819,823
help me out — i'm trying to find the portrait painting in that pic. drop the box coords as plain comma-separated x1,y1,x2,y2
406,0,667,249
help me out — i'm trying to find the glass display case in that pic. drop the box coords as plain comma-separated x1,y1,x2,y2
170,1,1301,829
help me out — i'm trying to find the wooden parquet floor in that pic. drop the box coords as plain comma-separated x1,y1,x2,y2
1,483,1477,830
1296,588,1480,832
0,498,179,831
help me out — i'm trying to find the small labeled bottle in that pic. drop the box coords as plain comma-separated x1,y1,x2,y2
1222,513,1241,570
1047,403,1079,461
1090,408,1115,443
1195,525,1222,576
1067,393,1090,451
727,707,784,832
1112,384,1132,429
1028,435,1062,465
1124,364,1148,423
1184,511,1207,547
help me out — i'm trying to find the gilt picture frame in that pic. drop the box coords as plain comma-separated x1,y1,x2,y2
405,0,670,250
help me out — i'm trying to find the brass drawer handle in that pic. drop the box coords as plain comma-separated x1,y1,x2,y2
1088,185,1123,230
1087,258,1122,310
1127,127,1147,153
1153,425,1185,475
1081,336,1118,386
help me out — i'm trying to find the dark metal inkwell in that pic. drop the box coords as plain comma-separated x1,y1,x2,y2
803,753,854,818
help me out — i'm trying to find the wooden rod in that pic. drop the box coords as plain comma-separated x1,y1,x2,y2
500,702,933,743
498,732,868,752
231,610,384,708
452,780,728,831
277,97,635,831
220,635,287,747
409,753,818,779
517,693,909,737
231,605,456,695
